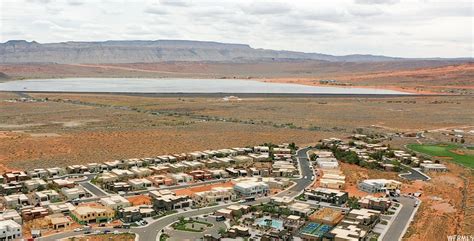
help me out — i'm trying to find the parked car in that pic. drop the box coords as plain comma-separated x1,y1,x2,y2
99,223,106,227
74,228,82,232
113,225,122,229
103,230,111,234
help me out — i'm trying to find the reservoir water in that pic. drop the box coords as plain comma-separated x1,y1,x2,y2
0,78,409,95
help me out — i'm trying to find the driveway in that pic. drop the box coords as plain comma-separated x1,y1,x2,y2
382,196,418,241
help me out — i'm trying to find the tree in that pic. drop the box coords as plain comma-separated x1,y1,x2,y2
347,196,360,209
36,185,45,192
218,227,227,236
233,210,243,220
289,142,297,151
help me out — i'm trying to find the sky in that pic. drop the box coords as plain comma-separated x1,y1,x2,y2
0,0,472,58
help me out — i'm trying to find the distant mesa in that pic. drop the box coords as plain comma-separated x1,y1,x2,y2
0,72,10,80
0,39,405,64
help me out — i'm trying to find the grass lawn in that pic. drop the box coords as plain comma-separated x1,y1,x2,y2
172,219,213,232
160,234,169,241
407,143,474,168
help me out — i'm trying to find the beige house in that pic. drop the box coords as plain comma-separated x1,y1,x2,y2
71,204,115,223
193,187,236,205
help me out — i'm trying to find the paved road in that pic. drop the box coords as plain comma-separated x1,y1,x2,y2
382,196,418,241
399,166,429,181
79,181,109,197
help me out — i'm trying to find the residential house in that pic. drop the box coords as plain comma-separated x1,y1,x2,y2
0,210,22,224
128,178,152,190
47,214,72,230
288,202,312,216
100,195,131,210
24,179,47,191
66,165,88,174
130,167,152,178
46,167,66,177
71,204,115,224
358,196,391,212
420,163,447,172
106,182,132,192
168,173,193,184
111,169,134,179
35,190,60,203
0,220,22,240
0,182,23,195
148,175,174,186
304,188,348,206
96,172,119,183
3,194,30,208
358,179,402,193
232,156,254,167
61,187,87,200
118,205,155,223
193,187,236,205
47,202,76,214
27,169,49,179
150,191,192,211
21,206,49,221
3,171,28,183
233,181,269,197
187,170,212,181
52,179,75,188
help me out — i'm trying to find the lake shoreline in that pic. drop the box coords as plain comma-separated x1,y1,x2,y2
0,77,412,95
1,90,446,98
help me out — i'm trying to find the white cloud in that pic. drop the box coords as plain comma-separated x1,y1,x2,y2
241,1,292,15
0,0,472,58
355,0,399,5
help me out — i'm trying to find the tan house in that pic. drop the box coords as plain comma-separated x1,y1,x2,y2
71,204,115,224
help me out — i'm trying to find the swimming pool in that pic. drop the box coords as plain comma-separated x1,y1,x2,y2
256,218,284,230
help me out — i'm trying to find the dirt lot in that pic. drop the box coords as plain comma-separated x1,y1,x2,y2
340,161,473,241
173,181,234,196
63,233,135,241
1,93,473,170
402,163,472,241
265,63,474,94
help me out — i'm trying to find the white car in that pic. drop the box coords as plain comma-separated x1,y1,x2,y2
74,228,82,232
304,176,307,179
311,176,315,181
